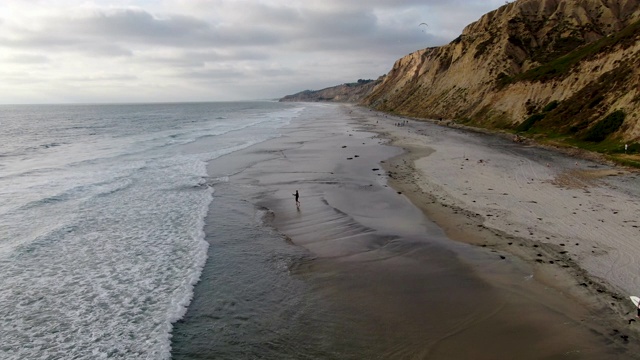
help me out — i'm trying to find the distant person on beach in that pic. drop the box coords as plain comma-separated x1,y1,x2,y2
293,190,300,207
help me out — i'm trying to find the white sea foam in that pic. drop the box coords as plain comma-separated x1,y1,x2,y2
0,102,304,359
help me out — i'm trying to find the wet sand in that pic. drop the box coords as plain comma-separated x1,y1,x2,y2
352,104,640,353
235,104,640,358
174,103,640,359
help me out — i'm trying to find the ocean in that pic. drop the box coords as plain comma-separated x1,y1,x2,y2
1,101,628,359
0,101,304,359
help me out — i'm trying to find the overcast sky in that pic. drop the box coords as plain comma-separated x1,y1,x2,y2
0,0,505,104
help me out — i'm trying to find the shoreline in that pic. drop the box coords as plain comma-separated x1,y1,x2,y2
175,102,640,358
350,104,640,342
246,103,640,356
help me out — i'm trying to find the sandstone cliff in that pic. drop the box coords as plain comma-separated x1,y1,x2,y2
363,0,640,144
280,79,380,103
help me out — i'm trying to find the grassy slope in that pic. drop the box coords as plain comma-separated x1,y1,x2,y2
493,20,640,167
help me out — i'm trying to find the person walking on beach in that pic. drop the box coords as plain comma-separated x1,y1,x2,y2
293,190,300,207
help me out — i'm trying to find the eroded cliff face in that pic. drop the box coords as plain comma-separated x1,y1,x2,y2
363,0,640,141
280,80,380,103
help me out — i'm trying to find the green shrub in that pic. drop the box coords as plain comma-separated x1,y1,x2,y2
507,20,640,84
516,113,546,132
582,110,625,142
627,142,640,153
542,100,559,112
569,119,589,134
474,39,493,59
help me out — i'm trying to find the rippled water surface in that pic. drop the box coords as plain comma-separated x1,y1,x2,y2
0,102,302,359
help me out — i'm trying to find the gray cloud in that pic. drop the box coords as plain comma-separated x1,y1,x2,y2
0,0,506,103
2,8,281,53
145,50,270,68
176,68,246,83
2,53,49,64
62,74,139,82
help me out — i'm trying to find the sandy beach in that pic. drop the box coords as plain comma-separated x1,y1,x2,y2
174,103,640,359
351,104,640,339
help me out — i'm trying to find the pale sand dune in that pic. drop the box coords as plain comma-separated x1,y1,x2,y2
355,105,640,300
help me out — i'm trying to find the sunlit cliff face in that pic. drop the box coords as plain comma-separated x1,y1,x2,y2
363,0,640,140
